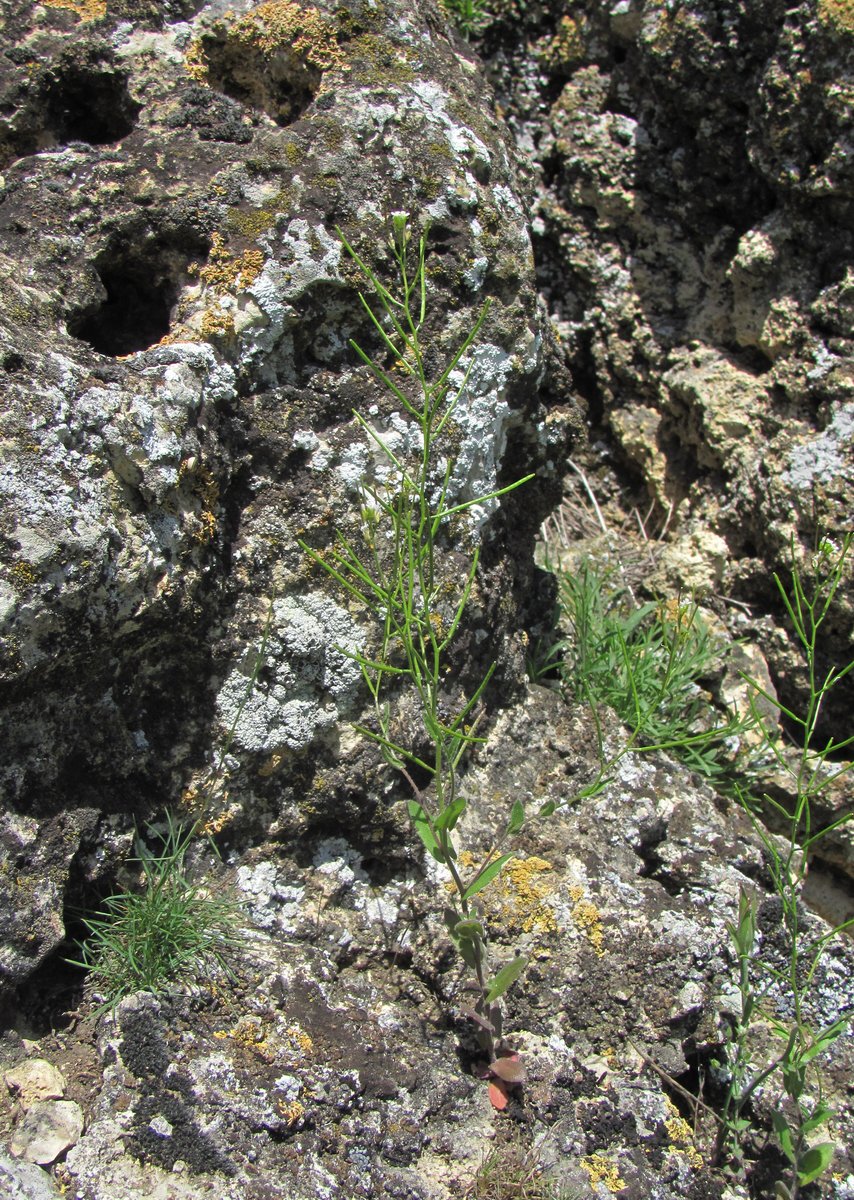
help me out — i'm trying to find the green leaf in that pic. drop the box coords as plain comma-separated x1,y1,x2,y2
485,955,527,1004
772,1112,796,1164
435,795,467,833
454,919,484,940
538,799,557,818
407,800,444,863
462,854,513,901
457,936,480,970
801,1102,832,1136
797,1142,836,1187
506,799,525,837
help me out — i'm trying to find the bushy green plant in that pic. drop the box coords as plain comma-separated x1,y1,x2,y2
70,813,242,1010
301,213,534,1092
715,533,853,1198
441,0,492,39
545,559,755,789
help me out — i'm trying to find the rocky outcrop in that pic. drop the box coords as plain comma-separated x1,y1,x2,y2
484,0,853,724
0,0,575,991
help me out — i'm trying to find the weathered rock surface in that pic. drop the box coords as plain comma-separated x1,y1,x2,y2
483,0,853,722
0,0,852,1197
0,0,575,991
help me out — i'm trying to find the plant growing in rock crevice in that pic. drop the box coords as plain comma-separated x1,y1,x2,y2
715,533,854,1199
300,213,533,1096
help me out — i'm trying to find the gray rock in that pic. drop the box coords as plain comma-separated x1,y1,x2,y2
0,1152,62,1200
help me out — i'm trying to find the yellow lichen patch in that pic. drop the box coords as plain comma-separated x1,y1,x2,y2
43,0,106,21
8,562,39,591
188,0,348,78
491,857,558,935
276,1098,305,1125
258,751,285,778
191,233,265,295
569,885,606,957
285,1024,314,1056
214,1017,276,1063
581,1153,627,1194
199,308,236,343
664,1098,703,1170
234,0,346,69
184,38,210,83
818,0,854,31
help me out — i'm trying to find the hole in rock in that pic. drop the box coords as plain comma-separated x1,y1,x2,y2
42,57,140,146
69,224,211,356
194,31,322,126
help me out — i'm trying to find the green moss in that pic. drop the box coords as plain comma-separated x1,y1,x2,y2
349,32,418,84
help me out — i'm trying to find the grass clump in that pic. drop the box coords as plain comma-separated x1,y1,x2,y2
539,558,755,792
70,814,242,1010
441,0,492,39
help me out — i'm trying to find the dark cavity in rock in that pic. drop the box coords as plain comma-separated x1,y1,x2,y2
194,30,322,126
68,223,211,356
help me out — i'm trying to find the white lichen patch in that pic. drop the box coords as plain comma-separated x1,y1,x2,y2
216,593,362,754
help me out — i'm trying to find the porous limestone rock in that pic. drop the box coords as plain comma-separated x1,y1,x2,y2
0,0,576,991
485,0,853,725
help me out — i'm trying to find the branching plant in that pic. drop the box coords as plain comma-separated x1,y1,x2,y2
715,533,853,1198
300,214,533,1093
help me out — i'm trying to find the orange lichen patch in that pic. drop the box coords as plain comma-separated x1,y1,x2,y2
191,234,265,295
491,856,558,935
581,1154,627,1194
43,0,106,20
569,885,606,957
818,0,854,32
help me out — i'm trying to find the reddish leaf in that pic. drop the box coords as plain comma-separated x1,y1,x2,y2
488,1078,510,1110
490,1054,527,1084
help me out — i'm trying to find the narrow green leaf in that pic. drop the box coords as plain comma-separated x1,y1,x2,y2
485,955,527,1003
462,853,513,901
407,800,444,863
538,799,557,818
772,1112,796,1164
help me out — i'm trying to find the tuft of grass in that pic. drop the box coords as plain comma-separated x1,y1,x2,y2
541,558,756,791
467,1138,580,1200
69,813,242,1011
